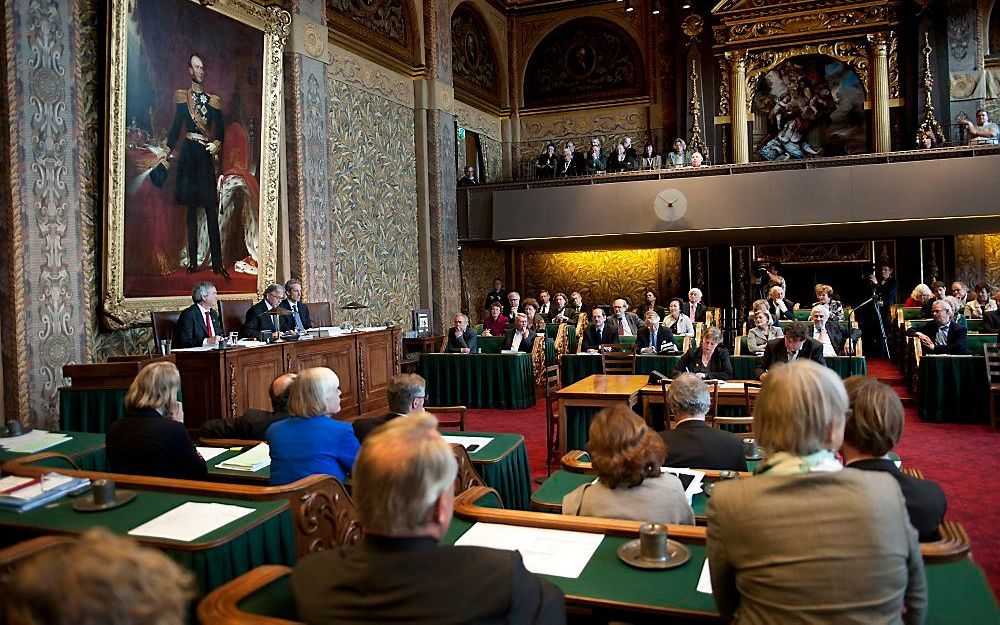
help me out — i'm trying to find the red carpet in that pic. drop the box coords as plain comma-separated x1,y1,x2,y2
463,359,1000,597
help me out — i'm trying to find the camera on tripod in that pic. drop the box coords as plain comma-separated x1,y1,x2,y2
753,259,774,284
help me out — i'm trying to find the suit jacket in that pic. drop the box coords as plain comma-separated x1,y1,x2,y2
920,298,941,318
707,469,926,625
551,306,577,324
280,299,311,330
292,535,566,625
670,346,734,380
908,320,968,355
609,312,642,337
686,302,708,323
848,458,947,542
754,336,826,380
501,327,538,352
814,319,846,356
199,409,290,441
636,325,675,353
660,420,747,471
768,298,796,321
352,412,404,444
484,289,507,311
242,300,291,338
107,408,207,480
504,304,524,320
175,303,223,348
445,327,478,353
983,309,1000,333
581,324,618,351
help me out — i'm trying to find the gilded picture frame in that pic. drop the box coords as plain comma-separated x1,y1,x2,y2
102,0,290,328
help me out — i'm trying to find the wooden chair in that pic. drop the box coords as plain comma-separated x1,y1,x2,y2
431,406,467,431
600,343,636,374
0,536,74,579
658,377,720,428
713,381,758,433
150,310,181,344
450,443,500,505
984,343,1000,432
305,301,333,327
220,298,254,337
543,364,561,474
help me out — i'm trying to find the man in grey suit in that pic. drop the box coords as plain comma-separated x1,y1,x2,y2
610,298,641,337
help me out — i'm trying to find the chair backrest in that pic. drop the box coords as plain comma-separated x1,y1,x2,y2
703,378,720,418
985,343,1000,383
150,311,181,344
450,443,488,495
431,406,466,431
220,299,254,336
305,301,333,328
743,380,762,417
601,343,636,374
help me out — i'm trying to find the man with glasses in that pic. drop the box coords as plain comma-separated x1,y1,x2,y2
242,283,292,338
754,321,826,380
907,300,968,355
352,373,427,443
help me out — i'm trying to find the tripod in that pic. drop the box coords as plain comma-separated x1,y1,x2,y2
853,292,890,361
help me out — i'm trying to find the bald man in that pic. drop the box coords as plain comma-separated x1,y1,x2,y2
199,373,297,439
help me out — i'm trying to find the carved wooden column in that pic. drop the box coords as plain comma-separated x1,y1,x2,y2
868,32,891,154
726,50,749,164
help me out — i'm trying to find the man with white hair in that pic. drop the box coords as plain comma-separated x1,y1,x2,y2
767,285,796,321
445,313,477,354
502,313,537,353
292,414,566,623
175,281,223,348
243,283,291,338
636,310,675,354
906,300,968,355
810,304,846,357
687,288,707,323
661,374,747,471
610,298,641,336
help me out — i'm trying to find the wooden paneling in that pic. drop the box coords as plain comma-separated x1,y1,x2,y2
293,338,358,421
229,346,285,419
359,331,393,415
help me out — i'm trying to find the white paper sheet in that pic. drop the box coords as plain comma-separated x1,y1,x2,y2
696,559,713,594
0,430,70,453
128,502,256,542
661,467,706,505
453,522,602,578
440,435,493,451
719,382,746,390
195,447,230,462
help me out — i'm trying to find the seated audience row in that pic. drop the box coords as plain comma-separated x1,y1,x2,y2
534,137,706,178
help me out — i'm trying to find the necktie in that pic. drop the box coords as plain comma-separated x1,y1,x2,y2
936,326,948,346
292,304,304,331
617,318,625,336
691,304,696,319
204,311,214,338
787,350,798,363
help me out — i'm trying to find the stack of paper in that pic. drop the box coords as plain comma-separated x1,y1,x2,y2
0,473,89,512
128,502,255,542
216,443,271,472
0,430,71,454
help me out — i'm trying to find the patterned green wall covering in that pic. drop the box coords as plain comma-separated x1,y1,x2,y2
326,78,419,327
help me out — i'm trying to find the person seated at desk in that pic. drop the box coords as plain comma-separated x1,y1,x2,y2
963,282,996,319
505,290,523,320
950,281,969,306
551,292,577,324
2,529,194,625
557,146,578,176
537,290,553,320
481,302,509,337
605,142,636,172
583,139,605,174
746,309,783,355
841,376,947,542
570,291,590,318
670,326,733,380
905,283,932,308
810,304,846,357
663,298,695,337
581,307,618,352
636,310,676,354
200,372,296,440
280,277,311,331
353,373,426,443
766,285,796,322
175,280,223,348
661,374,747,471
921,280,947,317
267,367,360,485
686,288,707,323
754,321,826,380
242,283,292,339
636,289,666,320
666,138,688,167
107,362,206,480
522,298,547,332
292,414,566,624
563,404,694,525
610,298,641,337
445,313,478,354
707,361,927,625
745,298,774,330
502,313,538,353
812,283,844,322
906,299,968,355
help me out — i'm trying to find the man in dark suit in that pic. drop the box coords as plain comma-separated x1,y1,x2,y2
280,278,310,331
292,414,566,624
504,291,524,320
661,374,747,471
175,281,223,348
754,321,826,380
581,307,618,352
906,300,968,355
501,313,537,353
810,304,846,356
636,311,675,354
445,313,478,353
484,278,507,312
242,283,293,339
687,288,708,323
766,285,796,322
199,373,296,440
537,290,553,320
570,291,590,318
353,373,426,443
920,281,947,317
841,376,946,542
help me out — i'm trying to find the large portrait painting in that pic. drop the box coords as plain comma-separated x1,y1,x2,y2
753,54,867,161
103,0,289,327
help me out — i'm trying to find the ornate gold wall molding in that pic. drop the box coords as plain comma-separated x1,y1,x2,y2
293,13,329,61
327,45,415,108
712,1,900,48
984,234,1000,289
519,104,648,142
454,98,502,140
520,248,663,312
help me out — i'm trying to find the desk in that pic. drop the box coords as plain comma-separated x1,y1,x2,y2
58,388,127,433
0,489,295,596
557,375,648,453
418,353,536,409
640,380,756,417
402,334,443,355
205,448,272,485
0,431,106,472
443,431,532,511
918,356,989,423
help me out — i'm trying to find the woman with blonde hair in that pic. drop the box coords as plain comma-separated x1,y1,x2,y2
267,367,360,486
562,404,694,524
107,361,206,479
904,283,933,308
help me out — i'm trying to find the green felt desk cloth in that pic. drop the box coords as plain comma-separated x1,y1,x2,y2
0,489,295,596
59,387,127,434
532,470,710,519
918,356,990,423
0,431,106,472
418,353,536,410
442,431,532,511
206,448,272,482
